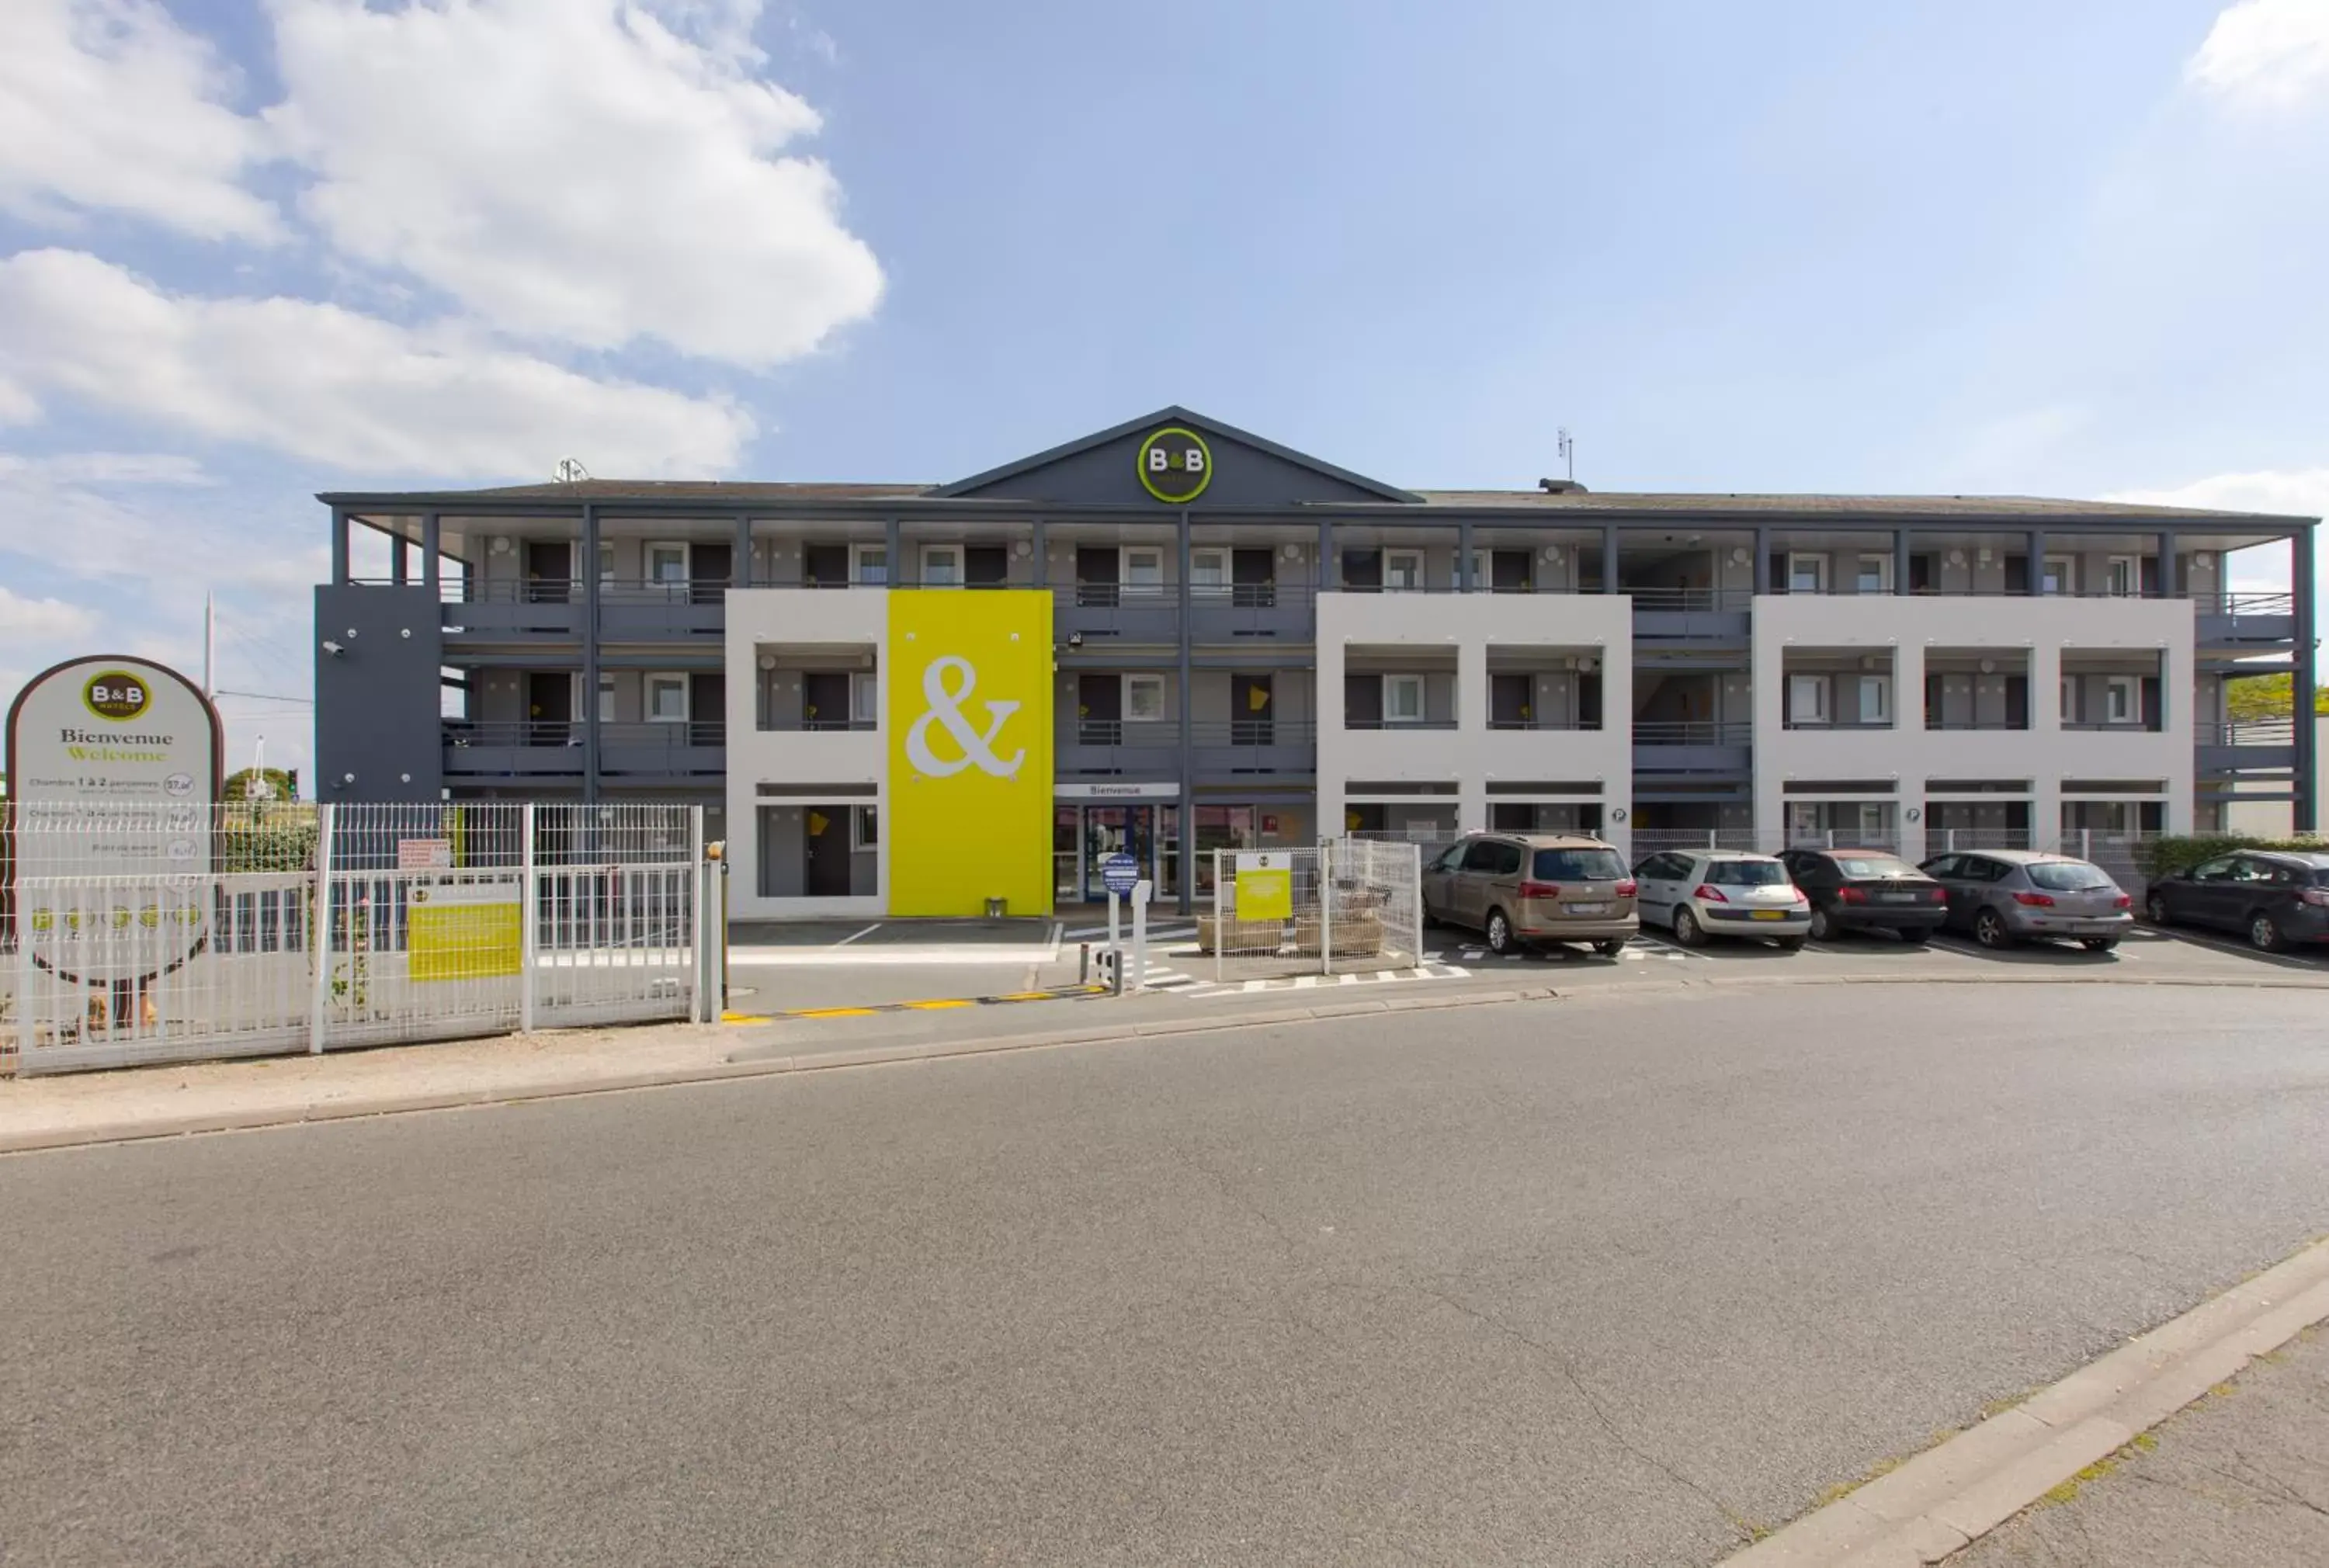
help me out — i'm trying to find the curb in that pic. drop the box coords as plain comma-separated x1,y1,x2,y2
1718,1236,2329,1567
0,987,1555,1155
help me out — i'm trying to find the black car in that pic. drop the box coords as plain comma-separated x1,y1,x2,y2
1776,847,1949,942
2143,849,2329,952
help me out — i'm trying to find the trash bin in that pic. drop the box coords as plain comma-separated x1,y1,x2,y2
984,897,1008,918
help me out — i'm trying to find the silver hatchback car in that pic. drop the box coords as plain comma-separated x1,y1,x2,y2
1630,848,1810,949
1918,850,2134,951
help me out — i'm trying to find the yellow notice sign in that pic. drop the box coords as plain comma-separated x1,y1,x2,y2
887,590,1054,916
1234,852,1293,922
407,882,522,982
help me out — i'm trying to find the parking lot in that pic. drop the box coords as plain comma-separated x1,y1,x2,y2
1428,914,2329,992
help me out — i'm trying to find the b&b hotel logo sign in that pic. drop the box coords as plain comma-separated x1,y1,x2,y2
1137,425,1212,504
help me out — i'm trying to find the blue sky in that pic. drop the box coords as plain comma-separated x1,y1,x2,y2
2,0,2326,784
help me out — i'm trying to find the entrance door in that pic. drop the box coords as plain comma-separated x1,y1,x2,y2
526,671,573,744
1077,546,1119,607
1082,807,1154,900
524,540,572,603
691,541,731,605
804,806,852,897
803,671,852,731
1231,548,1276,607
1232,674,1273,744
1491,672,1531,729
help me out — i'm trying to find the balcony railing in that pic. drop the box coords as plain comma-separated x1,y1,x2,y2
2060,720,2163,734
1634,720,1752,746
1924,719,2032,731
1628,587,1753,612
602,720,727,747
445,720,583,748
758,716,879,734
1342,717,1461,731
1486,716,1602,731
1782,718,1897,731
2195,717,2297,747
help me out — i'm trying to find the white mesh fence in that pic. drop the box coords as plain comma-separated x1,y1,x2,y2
5,801,709,1075
1206,841,1422,982
1326,838,1423,974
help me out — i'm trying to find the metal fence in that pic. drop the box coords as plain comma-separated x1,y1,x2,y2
3,802,713,1076
1205,840,1423,983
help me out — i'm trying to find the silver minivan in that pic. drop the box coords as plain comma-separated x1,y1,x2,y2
1422,834,1638,956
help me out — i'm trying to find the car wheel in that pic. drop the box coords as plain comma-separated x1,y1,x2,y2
1593,938,1628,958
1671,907,1706,947
2145,892,2171,925
1973,908,2015,949
1486,908,1515,955
1897,928,1932,946
1808,906,1834,942
2249,911,2286,953
2081,938,2119,953
1773,937,1806,953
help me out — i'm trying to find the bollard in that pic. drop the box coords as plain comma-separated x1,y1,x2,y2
1079,942,1091,984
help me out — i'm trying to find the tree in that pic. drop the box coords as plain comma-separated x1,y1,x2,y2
2224,674,2329,723
224,766,299,802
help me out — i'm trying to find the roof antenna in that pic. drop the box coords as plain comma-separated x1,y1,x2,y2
553,456,591,484
1557,427,1574,483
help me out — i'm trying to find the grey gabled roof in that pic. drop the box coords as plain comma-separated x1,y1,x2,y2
929,404,1423,502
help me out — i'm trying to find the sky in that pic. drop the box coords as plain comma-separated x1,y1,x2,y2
2,0,2327,787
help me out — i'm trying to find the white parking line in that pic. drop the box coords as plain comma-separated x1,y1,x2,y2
834,922,882,946
1630,931,1714,961
2137,922,2327,968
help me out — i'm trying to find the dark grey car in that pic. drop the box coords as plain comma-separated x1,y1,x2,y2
1919,850,2134,952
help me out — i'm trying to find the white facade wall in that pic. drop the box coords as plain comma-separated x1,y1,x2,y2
724,589,888,919
1753,595,2196,862
1317,591,1633,854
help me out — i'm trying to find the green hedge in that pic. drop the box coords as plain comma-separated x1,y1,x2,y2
2141,834,2327,881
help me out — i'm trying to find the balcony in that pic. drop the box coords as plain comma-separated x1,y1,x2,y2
1189,582,1317,642
1486,716,1601,731
2196,716,2298,775
443,720,584,778
2194,590,2296,647
1191,720,1317,775
596,580,726,639
1630,586,1751,641
599,720,726,777
1633,719,1751,774
1057,719,1181,776
439,580,582,637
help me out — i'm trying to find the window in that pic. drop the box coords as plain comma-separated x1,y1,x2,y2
2106,556,2140,598
1124,673,1167,723
1383,674,1426,724
1532,848,1627,880
2105,675,2140,724
646,542,688,587
1787,553,1828,594
646,674,688,723
2040,556,2074,596
2060,676,2079,723
852,544,887,585
1789,672,1830,724
1122,546,1165,596
852,671,878,727
1857,674,1890,725
2188,855,2239,883
1788,802,1821,840
852,806,879,851
1703,859,1789,886
1856,803,1888,836
598,541,616,585
1855,554,1892,594
1432,842,1469,873
2025,861,2115,893
598,675,616,724
1470,549,1492,589
921,545,962,587
1190,548,1228,596
1385,550,1425,591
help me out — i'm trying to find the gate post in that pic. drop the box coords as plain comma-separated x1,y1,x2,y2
520,802,539,1032
307,803,335,1054
1319,840,1333,976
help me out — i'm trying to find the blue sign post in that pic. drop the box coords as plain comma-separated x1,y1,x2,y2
1101,853,1140,897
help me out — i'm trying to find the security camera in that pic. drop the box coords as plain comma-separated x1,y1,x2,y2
1066,631,1085,650
321,640,344,656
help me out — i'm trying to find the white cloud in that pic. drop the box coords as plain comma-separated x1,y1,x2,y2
0,249,755,475
0,0,282,241
2187,0,2329,109
2107,467,2329,591
264,0,883,366
0,449,322,591
0,584,99,644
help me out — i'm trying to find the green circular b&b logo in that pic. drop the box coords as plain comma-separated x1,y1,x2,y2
84,671,151,722
1137,426,1212,504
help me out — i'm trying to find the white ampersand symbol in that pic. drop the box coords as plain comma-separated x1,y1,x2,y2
904,655,1024,779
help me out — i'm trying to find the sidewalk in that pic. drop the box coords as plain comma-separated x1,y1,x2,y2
1949,1325,2327,1566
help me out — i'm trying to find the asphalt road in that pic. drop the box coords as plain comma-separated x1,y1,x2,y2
5,983,2327,1566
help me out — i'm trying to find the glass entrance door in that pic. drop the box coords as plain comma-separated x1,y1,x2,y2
1081,806,1155,900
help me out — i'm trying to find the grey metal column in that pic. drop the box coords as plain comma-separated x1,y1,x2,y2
1316,518,1334,587
1894,530,1911,595
581,505,601,804
2029,529,2047,595
1030,519,1046,590
2157,530,2178,598
1753,526,1771,595
886,515,903,585
2293,526,2318,832
1601,524,1618,592
391,536,408,586
421,511,441,592
1458,519,1474,591
1177,507,1194,915
330,508,349,585
734,514,751,587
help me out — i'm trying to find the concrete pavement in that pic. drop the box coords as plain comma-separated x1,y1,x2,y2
3,984,2326,1565
1947,1326,2329,1566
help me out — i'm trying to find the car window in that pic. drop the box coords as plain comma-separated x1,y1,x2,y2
1962,858,2011,883
2024,860,2116,892
2233,856,2289,885
1921,855,1960,879
1431,844,1468,874
1634,854,1674,879
1460,840,1502,873
1833,855,1918,879
1532,848,1627,881
1491,842,1525,876
2187,855,2237,882
1702,859,1788,887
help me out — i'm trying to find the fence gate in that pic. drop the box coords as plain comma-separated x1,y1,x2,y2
5,801,706,1076
1206,840,1422,983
